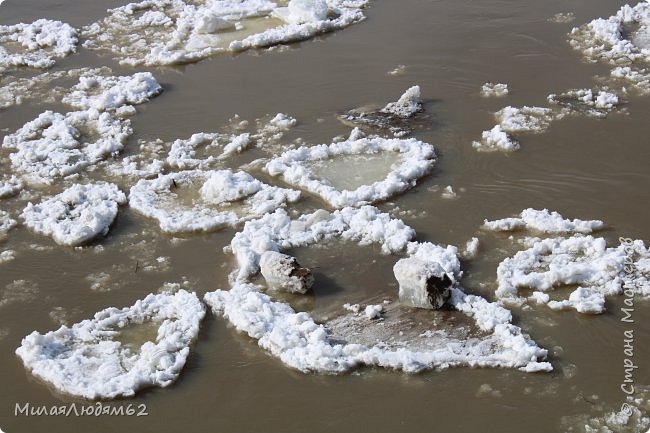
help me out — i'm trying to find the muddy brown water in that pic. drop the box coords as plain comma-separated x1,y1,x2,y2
1,0,650,432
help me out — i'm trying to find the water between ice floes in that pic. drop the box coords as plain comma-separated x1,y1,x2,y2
1,0,650,432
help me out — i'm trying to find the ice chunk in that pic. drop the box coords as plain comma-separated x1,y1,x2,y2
229,206,416,281
265,128,436,208
204,282,550,374
0,250,16,264
496,106,557,133
0,210,17,233
340,86,424,136
2,109,132,185
16,289,205,399
472,125,519,152
462,237,480,259
380,85,422,118
547,88,619,117
0,19,77,72
569,2,650,64
129,169,300,234
83,0,367,66
62,72,162,112
394,257,452,309
480,83,509,97
259,251,314,294
0,175,23,199
21,182,127,246
547,287,606,314
496,235,650,312
364,304,382,320
483,208,604,234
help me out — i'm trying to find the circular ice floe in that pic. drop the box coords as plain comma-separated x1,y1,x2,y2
82,0,368,66
0,19,78,72
21,182,127,246
15,289,205,399
2,109,132,185
265,128,436,208
206,206,551,374
128,169,300,234
496,235,650,314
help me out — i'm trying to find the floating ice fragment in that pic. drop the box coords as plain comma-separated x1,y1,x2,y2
472,125,519,152
0,210,17,233
547,88,619,117
205,281,551,373
0,175,22,199
340,86,424,136
265,128,435,208
569,2,650,65
394,258,452,309
83,0,367,66
16,289,205,399
129,169,300,234
62,72,162,112
229,206,416,282
21,182,127,246
2,109,132,185
480,83,509,97
259,251,314,294
462,237,480,259
495,235,650,313
364,304,383,320
0,19,77,72
483,208,604,234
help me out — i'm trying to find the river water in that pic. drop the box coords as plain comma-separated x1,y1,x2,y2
1,0,649,432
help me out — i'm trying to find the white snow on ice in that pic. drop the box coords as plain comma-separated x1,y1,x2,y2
21,182,127,246
16,289,205,399
265,128,436,208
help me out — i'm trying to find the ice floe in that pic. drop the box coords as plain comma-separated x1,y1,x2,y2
166,132,251,169
483,208,604,234
62,72,163,112
495,235,650,313
0,210,17,233
128,169,300,234
547,88,619,117
21,182,127,246
259,250,314,294
207,206,550,374
16,289,205,399
0,175,22,199
228,205,415,281
2,71,162,185
569,2,650,65
481,83,509,97
472,125,519,152
82,0,368,66
338,86,425,136
2,110,132,185
0,249,16,264
0,68,111,110
265,128,435,208
0,19,77,72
